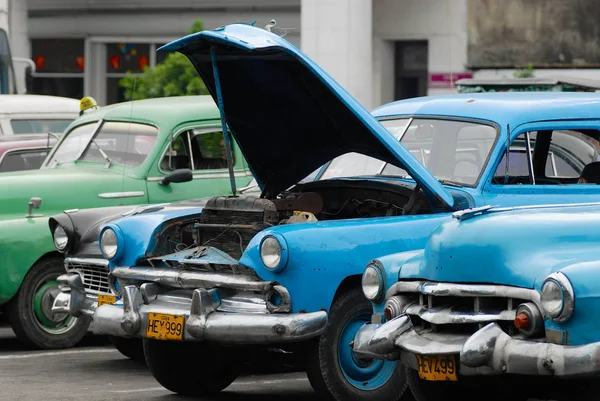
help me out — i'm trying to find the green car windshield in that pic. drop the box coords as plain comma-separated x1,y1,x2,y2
319,118,498,186
44,121,158,168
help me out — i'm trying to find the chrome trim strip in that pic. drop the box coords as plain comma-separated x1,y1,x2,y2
404,303,516,325
112,266,275,292
386,281,540,304
146,170,253,182
97,191,145,199
65,257,108,267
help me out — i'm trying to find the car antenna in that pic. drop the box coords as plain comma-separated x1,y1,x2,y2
210,46,237,197
504,124,510,184
120,76,137,197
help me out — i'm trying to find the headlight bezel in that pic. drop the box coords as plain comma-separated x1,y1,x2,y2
99,225,124,261
259,234,288,272
362,261,385,302
540,272,574,323
53,225,70,253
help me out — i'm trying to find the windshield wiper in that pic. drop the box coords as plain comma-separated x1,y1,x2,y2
438,179,464,187
85,139,112,168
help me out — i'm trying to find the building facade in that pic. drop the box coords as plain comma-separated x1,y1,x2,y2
22,0,470,109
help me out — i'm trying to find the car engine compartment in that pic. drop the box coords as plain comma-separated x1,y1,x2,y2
149,180,439,261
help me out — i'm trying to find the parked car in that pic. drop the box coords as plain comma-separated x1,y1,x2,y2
353,201,600,401
0,94,78,136
51,23,600,401
0,95,252,350
0,134,58,172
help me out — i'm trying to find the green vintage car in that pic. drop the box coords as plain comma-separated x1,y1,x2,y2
0,95,252,349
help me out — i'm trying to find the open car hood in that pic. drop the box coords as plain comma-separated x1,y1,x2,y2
159,23,454,207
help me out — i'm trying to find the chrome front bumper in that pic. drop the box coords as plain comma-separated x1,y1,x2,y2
53,271,328,344
353,314,600,377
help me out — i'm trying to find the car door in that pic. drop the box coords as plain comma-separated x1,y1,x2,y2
146,125,252,203
483,120,600,207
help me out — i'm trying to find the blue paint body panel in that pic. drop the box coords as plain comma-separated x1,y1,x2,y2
104,24,600,327
380,202,600,346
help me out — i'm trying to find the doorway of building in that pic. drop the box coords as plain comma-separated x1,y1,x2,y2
394,41,428,100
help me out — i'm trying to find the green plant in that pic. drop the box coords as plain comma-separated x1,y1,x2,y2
513,63,535,79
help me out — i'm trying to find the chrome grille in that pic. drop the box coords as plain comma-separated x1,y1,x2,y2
65,257,111,295
389,281,539,336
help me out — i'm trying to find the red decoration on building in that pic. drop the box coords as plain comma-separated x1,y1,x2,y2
34,56,45,70
137,55,149,70
76,56,85,70
109,55,121,70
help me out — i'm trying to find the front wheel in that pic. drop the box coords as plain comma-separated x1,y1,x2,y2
6,256,91,349
144,339,240,396
304,287,408,401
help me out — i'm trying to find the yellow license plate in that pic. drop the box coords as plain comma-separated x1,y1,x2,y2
97,294,116,306
416,354,458,381
146,312,185,341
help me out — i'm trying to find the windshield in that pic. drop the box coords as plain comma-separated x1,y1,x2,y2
11,119,73,135
44,121,158,168
319,118,497,186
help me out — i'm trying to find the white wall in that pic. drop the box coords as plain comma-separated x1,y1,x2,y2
372,0,468,106
301,0,373,109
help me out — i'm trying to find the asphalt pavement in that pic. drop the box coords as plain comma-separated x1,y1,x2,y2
0,323,557,401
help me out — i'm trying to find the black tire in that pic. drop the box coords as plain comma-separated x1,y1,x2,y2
109,336,145,361
6,256,91,349
304,287,408,401
406,365,528,401
144,339,239,396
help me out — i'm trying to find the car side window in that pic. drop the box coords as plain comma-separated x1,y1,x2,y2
0,149,49,172
161,131,191,171
189,130,229,171
493,129,600,185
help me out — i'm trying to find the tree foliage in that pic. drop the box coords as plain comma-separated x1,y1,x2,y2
119,19,208,100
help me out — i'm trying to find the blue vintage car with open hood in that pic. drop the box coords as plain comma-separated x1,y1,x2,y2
353,202,600,401
51,22,600,401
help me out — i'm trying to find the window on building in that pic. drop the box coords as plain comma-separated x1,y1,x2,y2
31,39,85,99
395,41,428,100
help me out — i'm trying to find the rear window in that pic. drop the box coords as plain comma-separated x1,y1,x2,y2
11,119,73,135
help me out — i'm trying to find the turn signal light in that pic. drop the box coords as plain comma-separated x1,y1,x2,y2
384,306,393,321
514,312,530,330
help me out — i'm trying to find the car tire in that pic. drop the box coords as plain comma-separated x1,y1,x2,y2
407,365,528,401
304,287,408,401
144,339,239,396
6,256,91,349
109,336,145,361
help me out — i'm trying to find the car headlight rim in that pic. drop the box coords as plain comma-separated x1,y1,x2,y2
541,272,574,322
100,227,120,260
362,261,385,302
259,234,288,272
53,225,70,252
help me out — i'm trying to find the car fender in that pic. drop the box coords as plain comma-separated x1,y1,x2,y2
0,217,57,304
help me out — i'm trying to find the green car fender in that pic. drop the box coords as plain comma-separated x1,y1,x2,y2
0,217,57,304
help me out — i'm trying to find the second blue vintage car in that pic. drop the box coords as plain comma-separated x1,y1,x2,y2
353,202,600,401
52,23,600,401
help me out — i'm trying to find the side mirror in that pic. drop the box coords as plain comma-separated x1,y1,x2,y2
159,169,193,186
27,197,42,218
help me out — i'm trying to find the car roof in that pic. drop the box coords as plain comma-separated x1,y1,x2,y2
0,95,80,114
372,92,600,127
72,95,220,131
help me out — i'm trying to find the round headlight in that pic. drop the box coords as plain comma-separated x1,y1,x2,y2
100,228,119,259
540,272,574,322
362,263,384,302
260,236,281,269
53,225,69,252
